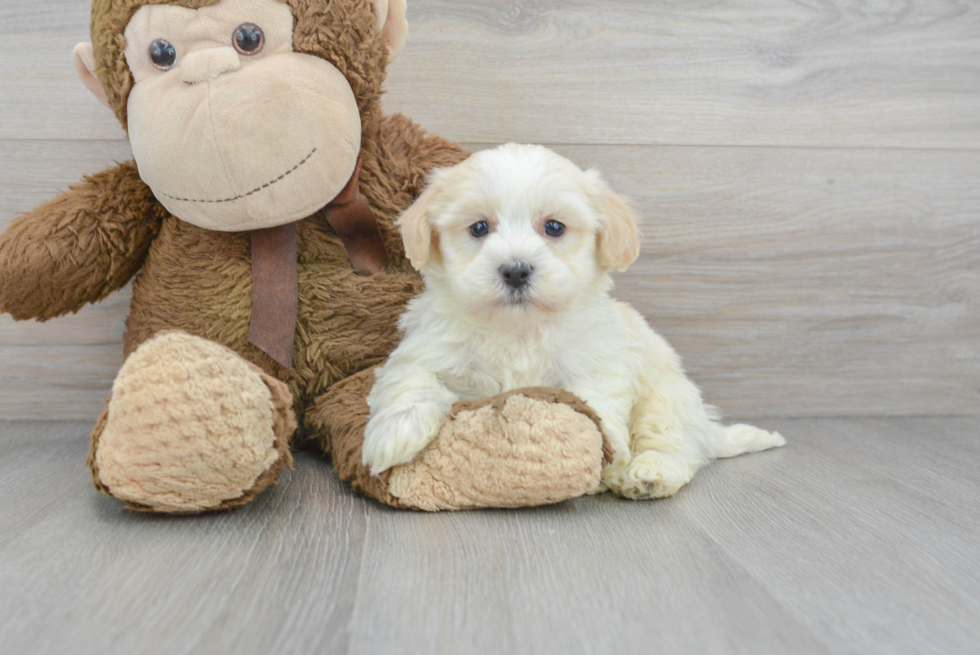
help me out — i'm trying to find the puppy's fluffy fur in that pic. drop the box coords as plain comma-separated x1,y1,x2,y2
364,144,784,498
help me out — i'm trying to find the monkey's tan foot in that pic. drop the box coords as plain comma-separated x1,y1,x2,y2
390,389,611,511
88,331,296,514
311,369,610,511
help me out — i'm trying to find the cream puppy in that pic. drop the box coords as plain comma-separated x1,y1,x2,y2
363,144,785,499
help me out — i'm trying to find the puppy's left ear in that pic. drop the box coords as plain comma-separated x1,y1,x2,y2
588,170,642,272
398,173,443,271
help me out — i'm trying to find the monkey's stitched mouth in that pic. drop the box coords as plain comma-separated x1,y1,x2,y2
160,147,317,204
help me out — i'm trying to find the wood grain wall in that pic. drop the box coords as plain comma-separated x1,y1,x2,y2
1,0,978,419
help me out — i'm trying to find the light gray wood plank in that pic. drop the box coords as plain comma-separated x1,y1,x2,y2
0,423,100,546
0,418,977,655
348,416,980,655
349,496,830,655
384,0,980,148
688,417,980,655
0,139,133,224
0,345,121,419
0,3,125,141
571,144,980,417
2,140,977,419
3,1,979,147
766,417,980,514
0,289,131,347
0,425,370,655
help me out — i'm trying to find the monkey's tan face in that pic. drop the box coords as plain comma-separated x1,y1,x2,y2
123,0,362,232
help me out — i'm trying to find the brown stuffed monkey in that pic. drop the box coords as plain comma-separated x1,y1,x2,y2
0,0,608,513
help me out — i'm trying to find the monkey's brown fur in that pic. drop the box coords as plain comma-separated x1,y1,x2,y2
0,0,608,512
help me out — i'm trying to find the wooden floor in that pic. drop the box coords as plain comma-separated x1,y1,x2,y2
1,417,977,655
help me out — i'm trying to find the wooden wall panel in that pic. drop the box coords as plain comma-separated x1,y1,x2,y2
2,1,978,147
562,144,980,417
384,0,980,148
2,141,977,418
0,0,978,419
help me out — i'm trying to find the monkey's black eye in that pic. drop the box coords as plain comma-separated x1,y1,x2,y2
544,220,566,237
234,23,265,55
149,39,177,70
469,221,491,238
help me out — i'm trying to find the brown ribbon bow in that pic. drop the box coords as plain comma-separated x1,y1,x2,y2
248,161,389,369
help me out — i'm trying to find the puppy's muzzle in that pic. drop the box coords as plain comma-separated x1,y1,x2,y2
499,262,534,290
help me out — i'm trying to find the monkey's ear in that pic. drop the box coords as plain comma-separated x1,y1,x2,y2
72,43,110,108
587,169,642,272
371,0,409,61
398,173,443,271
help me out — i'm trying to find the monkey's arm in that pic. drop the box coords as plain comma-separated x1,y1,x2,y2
0,161,164,321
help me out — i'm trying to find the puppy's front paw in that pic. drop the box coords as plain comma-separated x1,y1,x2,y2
362,403,448,476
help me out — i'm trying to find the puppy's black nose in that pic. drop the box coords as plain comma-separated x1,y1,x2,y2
500,262,534,289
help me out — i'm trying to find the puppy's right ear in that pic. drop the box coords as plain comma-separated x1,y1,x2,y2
398,174,443,271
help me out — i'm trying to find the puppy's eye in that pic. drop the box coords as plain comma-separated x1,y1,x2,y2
234,23,265,55
544,220,566,238
469,221,491,238
149,39,178,70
